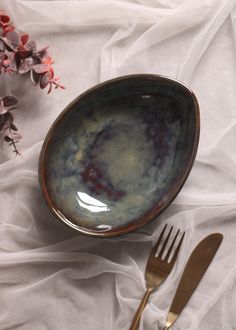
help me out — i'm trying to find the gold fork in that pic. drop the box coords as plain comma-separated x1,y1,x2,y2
129,224,185,330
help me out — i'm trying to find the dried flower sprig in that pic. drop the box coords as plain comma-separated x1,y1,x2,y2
0,10,64,155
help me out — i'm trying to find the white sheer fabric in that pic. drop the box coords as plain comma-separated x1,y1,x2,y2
0,0,236,329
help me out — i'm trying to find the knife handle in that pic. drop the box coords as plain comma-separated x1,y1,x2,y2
129,288,153,330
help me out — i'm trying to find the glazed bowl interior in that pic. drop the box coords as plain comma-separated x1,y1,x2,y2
39,74,200,237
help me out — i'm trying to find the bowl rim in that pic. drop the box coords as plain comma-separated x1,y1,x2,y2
38,73,200,237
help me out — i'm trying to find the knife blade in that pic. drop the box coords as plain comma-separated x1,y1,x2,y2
164,233,223,329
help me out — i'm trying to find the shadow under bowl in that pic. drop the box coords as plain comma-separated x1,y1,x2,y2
39,74,200,237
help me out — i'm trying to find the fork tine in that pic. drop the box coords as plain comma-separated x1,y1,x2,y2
158,226,173,259
164,229,180,262
150,224,167,257
169,231,185,265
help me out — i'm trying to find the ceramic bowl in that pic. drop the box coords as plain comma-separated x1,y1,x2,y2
39,74,200,237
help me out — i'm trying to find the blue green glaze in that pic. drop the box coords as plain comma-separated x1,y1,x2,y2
42,76,198,234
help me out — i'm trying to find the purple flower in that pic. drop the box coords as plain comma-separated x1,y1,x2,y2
0,9,64,155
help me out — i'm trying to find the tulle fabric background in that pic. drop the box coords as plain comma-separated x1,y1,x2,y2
0,0,236,329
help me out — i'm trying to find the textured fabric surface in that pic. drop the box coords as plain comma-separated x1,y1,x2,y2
1,0,236,329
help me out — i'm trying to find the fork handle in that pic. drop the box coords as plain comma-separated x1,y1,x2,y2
129,288,153,330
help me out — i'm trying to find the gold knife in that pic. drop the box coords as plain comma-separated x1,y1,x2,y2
164,233,223,329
